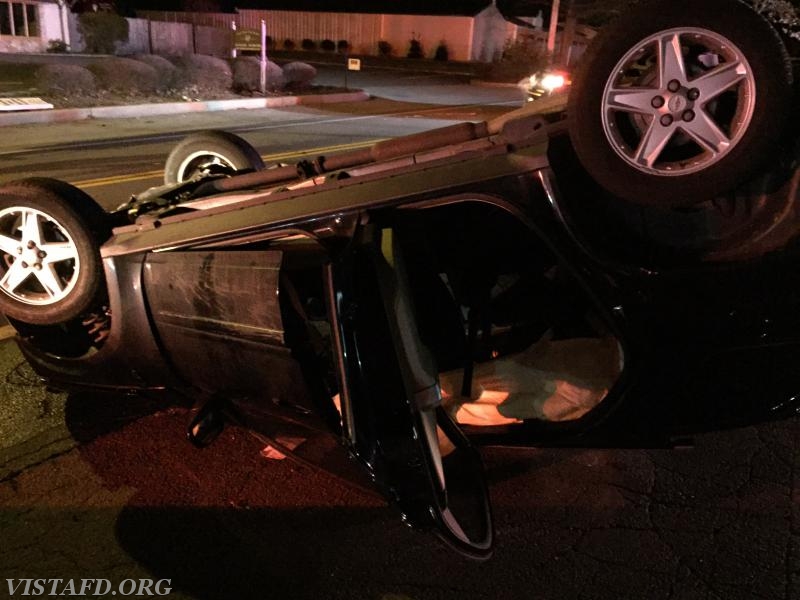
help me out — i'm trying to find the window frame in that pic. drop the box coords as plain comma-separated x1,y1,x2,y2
0,1,39,38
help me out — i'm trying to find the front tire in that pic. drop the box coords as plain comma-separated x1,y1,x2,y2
0,179,109,325
567,0,793,208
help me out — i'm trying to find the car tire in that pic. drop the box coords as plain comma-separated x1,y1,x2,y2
164,130,265,184
0,178,110,325
567,0,794,208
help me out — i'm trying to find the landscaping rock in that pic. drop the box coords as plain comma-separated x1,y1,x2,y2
131,54,180,91
171,54,233,94
88,57,159,94
232,57,285,93
282,61,317,90
35,64,97,96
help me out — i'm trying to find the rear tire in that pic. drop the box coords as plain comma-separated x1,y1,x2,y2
164,130,265,184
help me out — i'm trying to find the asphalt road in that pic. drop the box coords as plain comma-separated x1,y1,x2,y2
0,333,798,600
0,98,515,210
0,66,524,209
0,84,799,599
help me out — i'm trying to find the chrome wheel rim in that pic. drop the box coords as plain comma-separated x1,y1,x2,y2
601,27,756,177
0,207,81,306
176,150,237,182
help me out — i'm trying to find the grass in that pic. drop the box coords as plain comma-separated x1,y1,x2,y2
0,64,37,96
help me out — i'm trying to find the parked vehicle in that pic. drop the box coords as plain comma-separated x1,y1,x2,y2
0,0,797,558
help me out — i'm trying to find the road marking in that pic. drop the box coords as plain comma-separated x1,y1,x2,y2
73,170,163,188
70,138,388,189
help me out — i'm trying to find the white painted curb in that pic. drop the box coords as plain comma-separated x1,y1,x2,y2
0,91,370,127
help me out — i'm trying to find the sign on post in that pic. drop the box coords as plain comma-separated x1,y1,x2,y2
347,58,362,71
234,29,261,52
260,19,267,96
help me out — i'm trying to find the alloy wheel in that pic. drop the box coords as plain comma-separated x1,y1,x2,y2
0,207,81,305
601,27,756,177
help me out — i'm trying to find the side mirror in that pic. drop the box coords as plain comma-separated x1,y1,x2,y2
417,405,493,557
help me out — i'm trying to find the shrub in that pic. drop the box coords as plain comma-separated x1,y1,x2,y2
46,39,68,53
407,38,423,59
232,56,285,93
377,40,392,57
35,64,96,95
283,38,295,51
434,41,449,61
320,39,336,52
301,38,316,51
88,57,159,93
77,12,129,54
131,54,179,90
337,39,350,53
172,54,233,93
282,61,316,90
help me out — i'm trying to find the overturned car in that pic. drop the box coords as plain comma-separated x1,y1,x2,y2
0,0,798,558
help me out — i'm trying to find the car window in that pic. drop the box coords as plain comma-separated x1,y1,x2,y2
394,200,623,426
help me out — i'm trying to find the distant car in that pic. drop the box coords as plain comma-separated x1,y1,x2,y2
522,68,571,103
0,0,797,558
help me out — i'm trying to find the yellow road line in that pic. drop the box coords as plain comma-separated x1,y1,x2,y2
73,170,163,187
71,138,386,189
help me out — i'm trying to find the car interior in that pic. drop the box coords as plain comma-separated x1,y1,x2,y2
281,198,625,430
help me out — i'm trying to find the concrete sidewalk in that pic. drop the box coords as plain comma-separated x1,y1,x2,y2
0,90,369,128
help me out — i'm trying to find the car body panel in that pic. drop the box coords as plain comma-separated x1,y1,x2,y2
143,250,308,401
102,136,550,258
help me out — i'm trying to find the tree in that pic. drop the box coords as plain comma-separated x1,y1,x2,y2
571,0,639,26
183,0,224,11
514,0,800,33
751,0,800,40
498,0,636,27
77,11,129,54
68,1,116,12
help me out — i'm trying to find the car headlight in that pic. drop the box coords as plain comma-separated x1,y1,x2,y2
540,73,566,92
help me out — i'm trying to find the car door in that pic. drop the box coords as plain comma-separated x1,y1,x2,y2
327,222,494,558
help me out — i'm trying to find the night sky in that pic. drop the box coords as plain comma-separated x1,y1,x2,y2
127,1,542,16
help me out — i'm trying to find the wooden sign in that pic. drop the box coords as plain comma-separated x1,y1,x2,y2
234,30,261,52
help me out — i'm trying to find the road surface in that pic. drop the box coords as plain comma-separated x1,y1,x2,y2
0,98,515,210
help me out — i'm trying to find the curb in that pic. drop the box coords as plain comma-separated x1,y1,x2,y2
0,91,370,127
470,79,522,89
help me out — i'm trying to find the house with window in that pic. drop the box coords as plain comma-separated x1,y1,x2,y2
0,0,70,53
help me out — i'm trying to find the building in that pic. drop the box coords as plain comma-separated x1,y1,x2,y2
0,1,588,64
141,1,518,62
0,0,70,53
